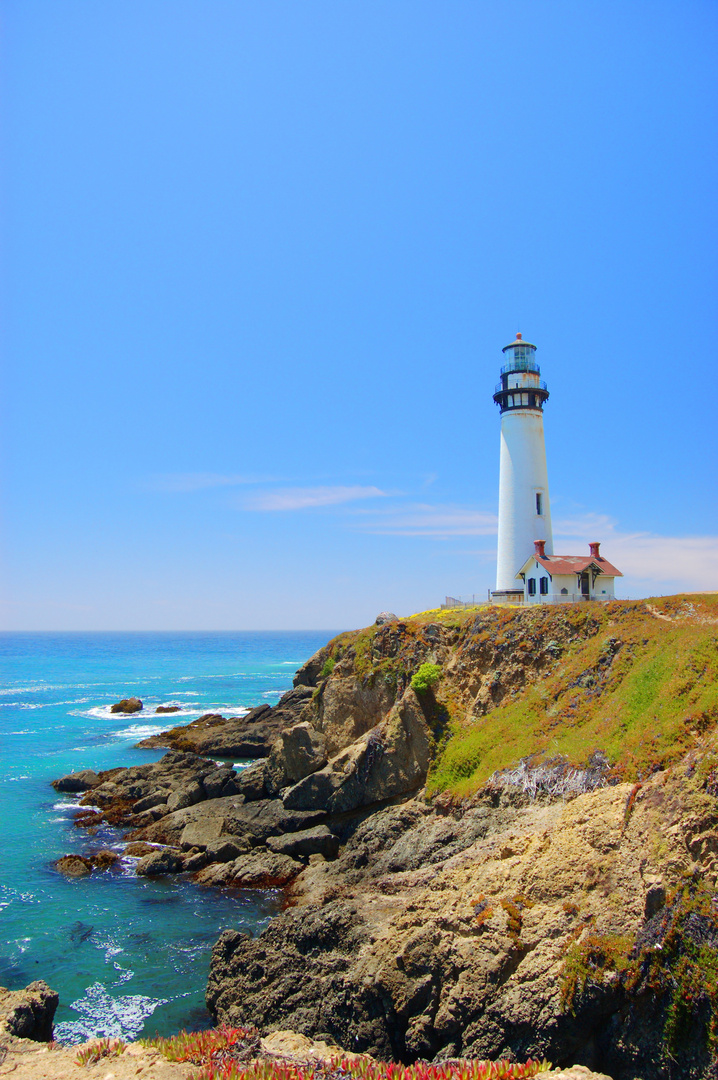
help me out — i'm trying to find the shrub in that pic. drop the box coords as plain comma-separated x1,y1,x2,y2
411,663,442,694
320,657,336,678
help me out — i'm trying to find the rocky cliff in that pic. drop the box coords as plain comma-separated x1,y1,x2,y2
203,596,718,1080
52,595,718,1079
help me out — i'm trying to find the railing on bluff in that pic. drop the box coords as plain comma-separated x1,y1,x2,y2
441,594,491,609
440,592,623,609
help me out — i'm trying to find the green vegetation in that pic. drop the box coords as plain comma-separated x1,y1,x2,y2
411,662,442,693
199,1061,552,1080
560,876,718,1063
75,1038,126,1066
141,1025,259,1065
141,1027,550,1080
320,656,336,678
426,595,718,796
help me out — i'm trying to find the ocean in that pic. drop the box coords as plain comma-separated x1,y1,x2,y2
0,630,336,1044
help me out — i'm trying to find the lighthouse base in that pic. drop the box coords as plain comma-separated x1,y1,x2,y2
490,589,524,605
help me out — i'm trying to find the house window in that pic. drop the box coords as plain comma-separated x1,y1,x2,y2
527,578,536,596
539,577,549,595
536,493,543,515
560,587,568,595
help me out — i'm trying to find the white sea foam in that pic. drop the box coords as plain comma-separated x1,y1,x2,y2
53,982,168,1045
112,724,169,739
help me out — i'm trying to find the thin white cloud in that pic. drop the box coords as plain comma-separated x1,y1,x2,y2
145,473,274,493
351,503,498,537
246,485,388,511
554,514,718,589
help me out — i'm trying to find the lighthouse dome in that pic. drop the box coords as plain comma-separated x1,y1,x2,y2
502,332,537,353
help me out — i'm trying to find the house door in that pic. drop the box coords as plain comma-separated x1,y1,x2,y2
580,572,590,598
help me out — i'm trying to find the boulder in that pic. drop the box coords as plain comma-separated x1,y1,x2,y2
205,838,251,863
375,611,399,625
182,849,210,873
234,762,268,801
166,780,205,813
135,848,182,876
203,767,237,799
91,850,120,870
196,849,302,889
124,842,158,857
156,705,181,713
132,791,169,814
267,825,339,860
55,854,93,878
51,769,101,793
260,1030,344,1061
110,697,143,714
180,817,228,851
265,723,327,795
0,980,59,1041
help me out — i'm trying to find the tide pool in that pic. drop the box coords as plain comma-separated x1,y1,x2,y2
0,631,336,1043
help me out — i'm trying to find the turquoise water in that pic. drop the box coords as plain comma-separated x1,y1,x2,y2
0,631,335,1043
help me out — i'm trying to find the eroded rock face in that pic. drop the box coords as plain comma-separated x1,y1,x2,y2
265,722,328,794
283,688,432,815
206,767,718,1079
0,981,59,1041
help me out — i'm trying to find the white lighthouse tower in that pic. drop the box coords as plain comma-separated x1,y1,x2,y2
492,333,553,602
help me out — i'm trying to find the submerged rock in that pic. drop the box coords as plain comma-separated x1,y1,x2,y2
55,854,93,878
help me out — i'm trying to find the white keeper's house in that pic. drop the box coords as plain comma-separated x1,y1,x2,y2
491,333,623,605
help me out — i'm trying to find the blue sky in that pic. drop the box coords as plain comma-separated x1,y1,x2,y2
2,1,717,630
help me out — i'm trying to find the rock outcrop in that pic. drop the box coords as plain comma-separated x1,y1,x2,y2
136,692,316,758
51,769,101,793
110,697,143,714
206,762,718,1079
0,981,58,1041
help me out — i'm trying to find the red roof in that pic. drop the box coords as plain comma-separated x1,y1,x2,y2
531,555,623,577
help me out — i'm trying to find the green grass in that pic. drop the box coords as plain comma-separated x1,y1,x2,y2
419,595,718,795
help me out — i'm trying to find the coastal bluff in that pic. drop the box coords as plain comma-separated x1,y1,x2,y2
51,596,718,1080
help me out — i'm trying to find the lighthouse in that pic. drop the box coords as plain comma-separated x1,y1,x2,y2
492,333,553,602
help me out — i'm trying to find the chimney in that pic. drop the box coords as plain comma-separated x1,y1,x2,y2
589,541,601,559
534,540,546,558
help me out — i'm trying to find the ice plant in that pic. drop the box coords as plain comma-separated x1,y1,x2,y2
142,1025,260,1064
189,1054,551,1080
74,1037,126,1066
